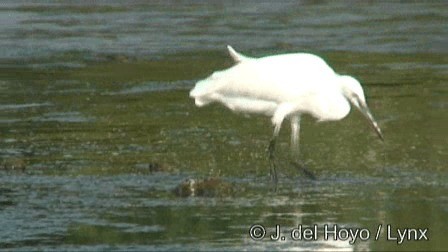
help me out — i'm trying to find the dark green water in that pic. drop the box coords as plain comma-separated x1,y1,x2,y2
1,2,447,251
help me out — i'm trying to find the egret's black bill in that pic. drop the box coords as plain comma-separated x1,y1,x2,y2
360,104,384,141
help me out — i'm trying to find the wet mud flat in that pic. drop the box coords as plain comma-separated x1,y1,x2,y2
1,1,447,251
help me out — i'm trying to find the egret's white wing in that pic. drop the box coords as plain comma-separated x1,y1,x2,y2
190,53,349,120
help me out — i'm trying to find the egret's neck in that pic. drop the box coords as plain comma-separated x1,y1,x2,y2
338,75,365,106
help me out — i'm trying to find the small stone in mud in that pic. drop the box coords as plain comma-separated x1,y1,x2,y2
173,177,233,197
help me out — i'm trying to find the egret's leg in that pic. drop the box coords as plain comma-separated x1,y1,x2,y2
268,104,295,187
268,123,281,185
290,115,316,180
290,115,301,156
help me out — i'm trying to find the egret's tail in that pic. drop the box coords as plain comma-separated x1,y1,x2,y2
191,45,251,107
189,82,203,98
227,45,253,63
190,78,215,107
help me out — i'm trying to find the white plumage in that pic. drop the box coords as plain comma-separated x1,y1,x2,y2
190,45,383,183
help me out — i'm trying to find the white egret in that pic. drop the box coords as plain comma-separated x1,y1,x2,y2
190,45,383,184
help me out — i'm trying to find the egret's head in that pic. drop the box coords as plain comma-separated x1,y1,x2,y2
339,75,384,141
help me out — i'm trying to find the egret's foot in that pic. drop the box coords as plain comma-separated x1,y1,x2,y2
291,161,316,180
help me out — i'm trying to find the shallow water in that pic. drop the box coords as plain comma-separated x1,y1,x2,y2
1,1,447,251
